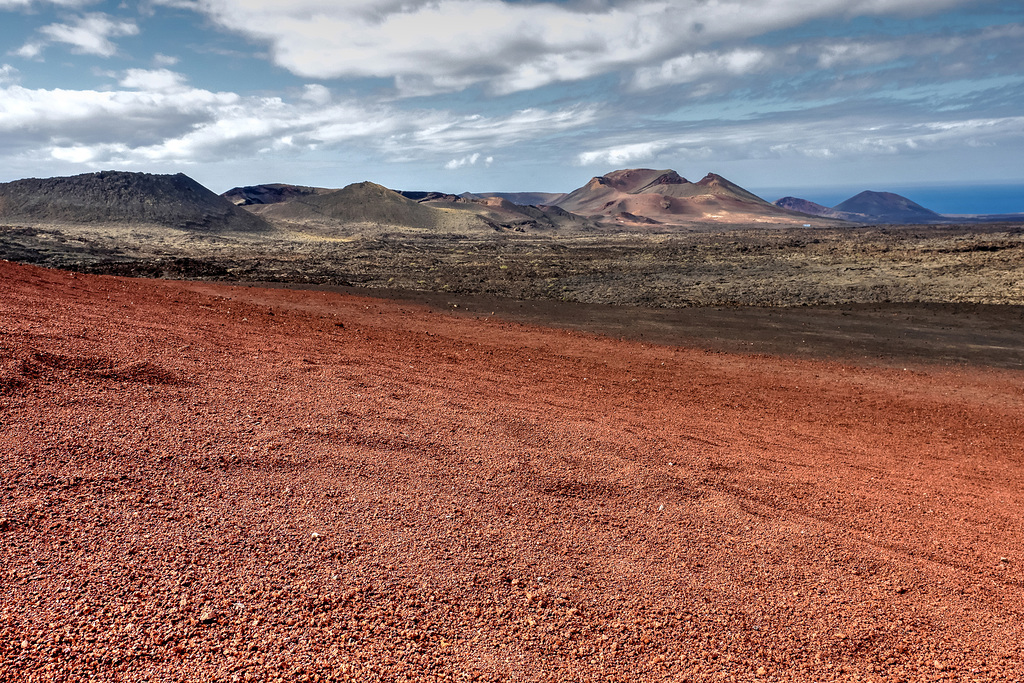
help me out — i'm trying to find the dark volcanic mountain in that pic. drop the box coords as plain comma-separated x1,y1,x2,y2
773,197,854,221
834,191,945,224
253,181,451,229
418,193,599,232
249,181,597,234
554,169,829,226
466,191,568,207
222,183,332,206
0,171,271,232
776,190,948,224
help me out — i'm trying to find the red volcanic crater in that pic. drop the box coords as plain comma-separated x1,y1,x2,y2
1,260,1022,681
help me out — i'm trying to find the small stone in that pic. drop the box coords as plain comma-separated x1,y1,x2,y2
311,532,321,540
199,607,217,624
756,666,767,676
933,660,946,671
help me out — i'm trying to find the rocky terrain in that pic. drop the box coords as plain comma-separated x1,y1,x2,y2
24,171,1024,313
3,218,1023,309
2,259,1023,682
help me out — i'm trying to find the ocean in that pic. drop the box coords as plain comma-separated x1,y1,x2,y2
752,183,1024,216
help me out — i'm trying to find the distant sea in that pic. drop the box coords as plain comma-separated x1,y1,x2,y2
752,183,1024,215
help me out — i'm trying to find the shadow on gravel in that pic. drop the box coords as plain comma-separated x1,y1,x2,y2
21,352,184,386
239,282,1024,370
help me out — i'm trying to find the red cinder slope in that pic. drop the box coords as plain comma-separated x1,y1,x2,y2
1,260,1022,681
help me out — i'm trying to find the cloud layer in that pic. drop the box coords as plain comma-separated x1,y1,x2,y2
0,70,596,171
170,0,972,95
0,0,1021,192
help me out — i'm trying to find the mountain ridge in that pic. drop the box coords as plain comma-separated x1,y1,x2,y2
553,168,828,226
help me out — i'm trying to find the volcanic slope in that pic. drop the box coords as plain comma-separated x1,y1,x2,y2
774,196,854,221
222,183,334,206
466,191,568,207
2,260,1022,682
554,169,837,226
252,181,595,235
775,191,947,224
834,190,945,224
413,193,600,233
249,181,454,231
0,171,271,232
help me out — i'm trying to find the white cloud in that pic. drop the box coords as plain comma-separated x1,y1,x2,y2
12,43,44,59
444,153,494,170
300,84,331,105
577,115,1024,168
0,64,18,84
165,0,971,96
153,53,180,67
817,41,905,69
445,153,479,170
119,68,188,92
632,48,772,90
402,107,599,156
0,76,597,170
19,13,139,59
577,140,675,167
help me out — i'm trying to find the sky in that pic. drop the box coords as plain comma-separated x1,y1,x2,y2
0,0,1022,211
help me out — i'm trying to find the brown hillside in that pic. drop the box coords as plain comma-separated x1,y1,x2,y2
555,169,834,226
255,181,446,227
417,194,600,233
249,181,495,235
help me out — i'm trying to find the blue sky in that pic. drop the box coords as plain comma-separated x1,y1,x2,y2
0,0,1022,210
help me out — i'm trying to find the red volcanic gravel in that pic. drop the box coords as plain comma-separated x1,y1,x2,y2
1,260,1023,682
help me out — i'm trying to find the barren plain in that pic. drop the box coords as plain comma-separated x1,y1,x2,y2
3,221,1023,308
2,254,1023,681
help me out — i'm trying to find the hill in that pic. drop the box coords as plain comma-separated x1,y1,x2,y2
466,191,568,206
411,193,599,233
834,190,945,224
775,191,949,224
222,183,333,206
252,181,461,232
0,171,271,232
555,169,833,226
251,181,597,235
772,196,855,221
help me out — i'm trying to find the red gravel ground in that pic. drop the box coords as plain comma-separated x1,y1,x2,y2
1,259,1022,682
